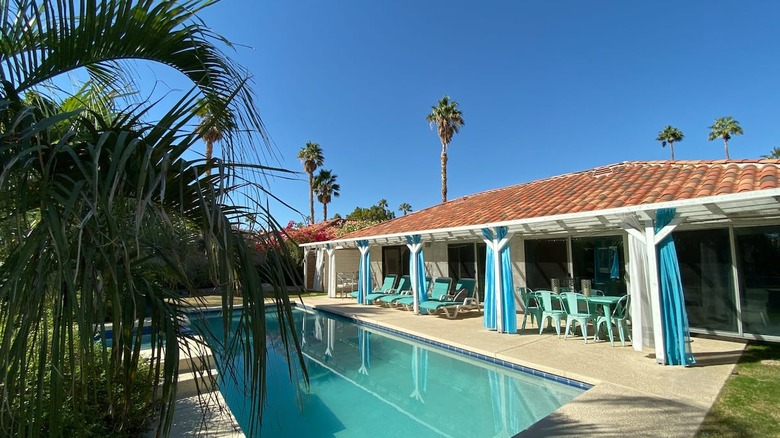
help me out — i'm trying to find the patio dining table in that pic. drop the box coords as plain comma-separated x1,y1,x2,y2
586,295,624,345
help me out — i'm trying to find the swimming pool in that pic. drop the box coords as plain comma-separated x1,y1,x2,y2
194,308,587,437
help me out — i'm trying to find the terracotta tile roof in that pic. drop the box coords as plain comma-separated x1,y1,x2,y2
340,160,780,240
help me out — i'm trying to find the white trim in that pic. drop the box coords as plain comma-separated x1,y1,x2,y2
406,240,423,315
645,221,665,364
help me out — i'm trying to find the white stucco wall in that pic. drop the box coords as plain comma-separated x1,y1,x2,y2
425,241,448,278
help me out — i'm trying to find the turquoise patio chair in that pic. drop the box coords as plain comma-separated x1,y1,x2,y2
419,278,478,318
350,274,397,299
397,277,452,310
595,294,631,346
366,275,410,303
537,290,567,337
561,292,595,344
377,276,431,306
518,287,542,331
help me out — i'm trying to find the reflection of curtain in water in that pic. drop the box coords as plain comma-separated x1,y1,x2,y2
324,318,335,359
314,314,324,342
409,346,428,403
357,328,370,375
301,311,307,347
488,370,521,436
700,241,729,323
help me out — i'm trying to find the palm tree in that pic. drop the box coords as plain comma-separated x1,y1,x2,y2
313,170,340,221
655,125,685,161
708,116,743,160
762,147,780,159
398,202,412,216
196,98,233,175
426,96,465,203
297,141,325,224
0,1,301,436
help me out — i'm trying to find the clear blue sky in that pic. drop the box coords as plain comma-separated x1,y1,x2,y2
174,1,779,225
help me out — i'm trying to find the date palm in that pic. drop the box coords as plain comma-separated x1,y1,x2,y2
398,202,412,216
426,96,465,203
196,98,234,175
762,147,780,159
0,1,302,436
656,125,684,161
708,116,743,160
298,141,325,224
313,169,340,221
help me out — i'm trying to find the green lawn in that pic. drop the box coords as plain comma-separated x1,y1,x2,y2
697,342,780,437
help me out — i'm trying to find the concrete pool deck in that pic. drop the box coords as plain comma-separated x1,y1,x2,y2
170,295,744,437
300,295,744,437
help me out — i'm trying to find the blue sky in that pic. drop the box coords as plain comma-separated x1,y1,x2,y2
176,1,780,225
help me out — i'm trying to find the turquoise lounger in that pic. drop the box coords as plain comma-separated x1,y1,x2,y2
420,278,479,318
396,277,452,310
377,276,431,306
366,275,411,303
350,274,397,299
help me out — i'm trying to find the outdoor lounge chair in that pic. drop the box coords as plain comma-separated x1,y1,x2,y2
377,277,431,306
419,278,479,318
350,274,397,300
396,277,452,310
365,275,410,303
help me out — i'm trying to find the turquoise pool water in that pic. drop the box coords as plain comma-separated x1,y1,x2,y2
195,309,586,437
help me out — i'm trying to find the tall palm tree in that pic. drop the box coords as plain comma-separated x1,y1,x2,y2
313,170,340,221
297,141,324,224
0,1,301,436
426,96,465,203
708,116,743,160
655,125,685,161
196,98,233,176
398,202,412,216
762,147,780,159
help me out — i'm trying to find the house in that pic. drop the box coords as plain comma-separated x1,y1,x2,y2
300,160,780,365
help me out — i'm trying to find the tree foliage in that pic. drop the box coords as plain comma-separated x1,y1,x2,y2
655,125,684,161
708,116,743,160
426,95,464,203
0,1,302,436
313,169,340,221
346,199,396,222
762,147,780,159
297,141,324,224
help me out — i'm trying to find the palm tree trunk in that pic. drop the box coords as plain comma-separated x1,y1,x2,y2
205,139,214,176
671,142,675,161
440,141,448,203
323,202,328,222
724,140,730,160
308,172,315,224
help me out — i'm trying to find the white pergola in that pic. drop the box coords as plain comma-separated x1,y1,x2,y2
301,189,780,364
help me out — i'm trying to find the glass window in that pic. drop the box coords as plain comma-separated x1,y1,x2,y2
382,246,409,279
735,226,780,336
673,229,736,332
524,239,568,291
447,243,486,295
571,236,626,295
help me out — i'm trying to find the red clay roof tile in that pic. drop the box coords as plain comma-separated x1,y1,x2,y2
339,160,780,240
